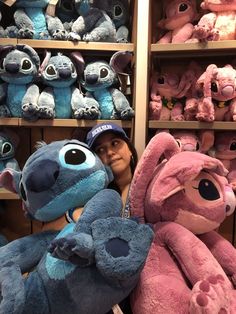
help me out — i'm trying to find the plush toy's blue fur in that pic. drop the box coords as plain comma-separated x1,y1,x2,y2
0,139,153,314
0,45,40,120
0,129,20,172
81,58,135,120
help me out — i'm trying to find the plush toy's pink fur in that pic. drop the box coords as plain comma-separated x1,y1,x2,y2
130,132,236,314
157,0,199,43
187,64,236,122
194,0,236,41
210,132,236,191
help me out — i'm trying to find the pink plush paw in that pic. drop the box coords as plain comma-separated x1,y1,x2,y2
190,275,230,314
196,112,214,122
194,24,210,40
149,101,162,120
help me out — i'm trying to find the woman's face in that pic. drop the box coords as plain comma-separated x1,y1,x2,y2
93,132,132,177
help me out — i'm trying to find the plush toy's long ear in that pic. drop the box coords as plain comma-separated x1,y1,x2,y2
70,51,85,75
110,51,133,74
203,64,218,98
198,130,214,153
0,168,21,193
130,132,180,222
39,50,51,74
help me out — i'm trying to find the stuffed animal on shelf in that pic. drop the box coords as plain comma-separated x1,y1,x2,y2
0,44,40,121
68,0,117,42
0,128,20,172
149,64,197,120
209,131,236,192
157,0,199,43
80,51,135,120
10,0,68,40
38,50,99,119
129,131,236,314
194,0,236,41
0,139,153,314
170,129,214,153
192,64,236,122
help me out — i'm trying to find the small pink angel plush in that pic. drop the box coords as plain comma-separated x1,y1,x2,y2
157,0,199,43
194,0,236,41
130,132,236,314
190,64,236,122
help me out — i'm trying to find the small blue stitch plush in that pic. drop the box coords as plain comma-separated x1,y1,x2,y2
0,139,153,314
0,44,40,120
38,50,100,119
80,50,135,120
9,0,67,40
0,128,20,172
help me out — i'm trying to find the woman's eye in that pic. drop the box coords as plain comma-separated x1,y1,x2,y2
96,147,105,154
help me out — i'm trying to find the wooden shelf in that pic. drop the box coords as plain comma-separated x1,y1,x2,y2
17,39,134,52
149,121,236,130
0,188,19,200
0,118,132,128
0,38,17,45
151,40,236,57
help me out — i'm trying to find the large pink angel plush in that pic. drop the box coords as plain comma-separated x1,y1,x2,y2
194,0,236,41
157,0,199,43
186,64,236,122
129,132,236,314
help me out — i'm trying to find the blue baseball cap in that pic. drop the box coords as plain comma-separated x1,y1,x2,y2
86,122,129,148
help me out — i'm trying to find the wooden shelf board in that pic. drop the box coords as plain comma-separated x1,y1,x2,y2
0,38,17,45
151,40,236,56
19,119,132,128
17,39,134,51
149,121,236,130
0,118,19,126
0,188,20,200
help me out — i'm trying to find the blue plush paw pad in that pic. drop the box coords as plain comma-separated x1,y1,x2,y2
91,217,154,280
105,238,129,257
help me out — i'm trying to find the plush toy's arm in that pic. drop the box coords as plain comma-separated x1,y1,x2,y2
171,102,184,121
14,9,34,39
110,88,134,120
0,231,58,273
199,231,236,285
48,189,123,265
5,158,20,171
116,25,129,43
149,96,162,120
194,13,219,41
172,23,194,44
71,87,100,119
196,97,215,122
184,97,198,120
21,84,40,121
46,15,67,40
38,87,55,119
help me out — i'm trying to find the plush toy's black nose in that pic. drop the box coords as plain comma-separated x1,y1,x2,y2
59,68,71,79
5,63,19,74
86,74,98,85
25,160,59,193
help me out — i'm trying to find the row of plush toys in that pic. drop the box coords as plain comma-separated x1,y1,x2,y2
149,61,236,122
0,44,134,120
0,129,236,313
157,0,236,43
0,0,130,43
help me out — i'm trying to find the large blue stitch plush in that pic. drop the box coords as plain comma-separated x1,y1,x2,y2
0,139,153,314
80,50,135,120
0,44,40,120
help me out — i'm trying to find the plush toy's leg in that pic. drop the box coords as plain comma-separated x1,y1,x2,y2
91,217,153,281
0,262,25,314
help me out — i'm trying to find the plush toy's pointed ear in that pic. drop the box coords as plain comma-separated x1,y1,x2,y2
0,168,21,194
130,132,180,222
110,51,133,74
39,50,51,74
70,51,85,75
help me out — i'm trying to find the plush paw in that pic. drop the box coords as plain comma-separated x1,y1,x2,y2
68,32,81,41
0,105,11,117
120,108,135,120
91,217,154,280
39,31,51,40
194,24,210,40
18,28,34,39
190,275,230,313
38,107,55,119
22,103,39,121
48,232,94,266
52,29,67,40
196,112,214,122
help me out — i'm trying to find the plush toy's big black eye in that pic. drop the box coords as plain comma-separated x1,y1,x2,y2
179,3,188,12
21,58,33,71
46,65,57,76
196,142,200,151
65,149,86,165
211,82,218,92
114,5,123,17
100,67,109,78
198,179,220,200
230,141,236,150
157,77,165,84
2,142,12,155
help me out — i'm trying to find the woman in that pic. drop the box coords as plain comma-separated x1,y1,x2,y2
86,122,138,216
86,122,138,314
